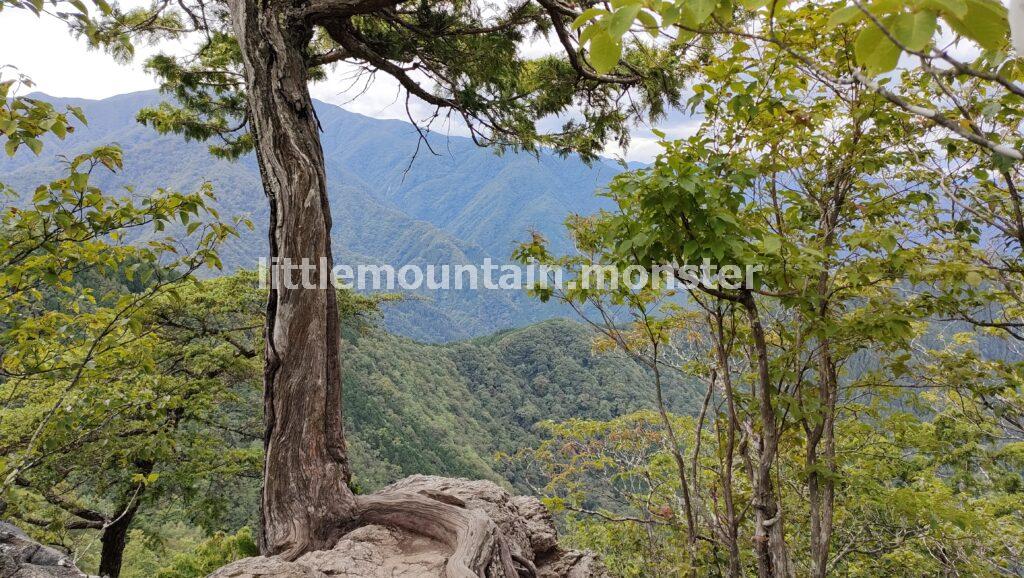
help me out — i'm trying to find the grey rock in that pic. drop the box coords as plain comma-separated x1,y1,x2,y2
206,557,327,578
536,550,609,578
299,525,446,577
0,521,86,578
511,495,559,555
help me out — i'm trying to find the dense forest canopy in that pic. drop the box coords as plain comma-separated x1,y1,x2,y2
2,0,1024,576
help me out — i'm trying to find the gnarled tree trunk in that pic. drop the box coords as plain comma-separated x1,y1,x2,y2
229,0,357,559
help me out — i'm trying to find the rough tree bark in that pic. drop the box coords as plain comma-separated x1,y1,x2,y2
229,0,357,559
228,2,526,572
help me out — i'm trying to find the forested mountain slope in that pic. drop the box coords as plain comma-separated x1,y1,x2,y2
343,317,700,490
0,91,624,341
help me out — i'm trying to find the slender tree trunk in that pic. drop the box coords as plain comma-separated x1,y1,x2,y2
806,176,845,577
649,343,698,545
712,312,742,578
229,0,357,559
741,292,793,578
807,333,837,578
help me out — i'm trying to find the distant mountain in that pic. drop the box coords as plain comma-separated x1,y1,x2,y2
0,90,625,340
342,318,701,490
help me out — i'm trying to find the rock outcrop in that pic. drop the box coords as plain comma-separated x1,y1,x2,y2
208,476,607,578
0,521,88,578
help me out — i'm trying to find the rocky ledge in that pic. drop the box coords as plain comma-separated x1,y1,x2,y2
0,521,87,578
209,475,607,578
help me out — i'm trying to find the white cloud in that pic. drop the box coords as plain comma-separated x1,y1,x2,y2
603,116,703,163
0,8,687,161
0,9,160,98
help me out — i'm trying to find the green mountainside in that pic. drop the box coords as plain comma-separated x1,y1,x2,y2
0,91,625,341
343,317,700,490
195,314,700,539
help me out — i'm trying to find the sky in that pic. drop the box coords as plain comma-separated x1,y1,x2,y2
0,7,701,162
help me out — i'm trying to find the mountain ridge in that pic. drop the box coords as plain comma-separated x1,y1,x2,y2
2,90,624,340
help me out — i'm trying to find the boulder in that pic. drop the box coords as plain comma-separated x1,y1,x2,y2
208,476,607,578
0,521,88,578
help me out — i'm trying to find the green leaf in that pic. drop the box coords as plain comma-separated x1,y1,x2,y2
890,11,937,52
869,0,904,14
608,4,641,36
25,138,43,155
826,5,864,29
855,21,902,75
660,1,682,25
589,31,622,74
51,120,67,139
920,0,967,19
636,9,659,32
4,139,17,157
572,7,608,29
944,0,1008,50
680,0,717,27
579,24,599,45
68,105,88,125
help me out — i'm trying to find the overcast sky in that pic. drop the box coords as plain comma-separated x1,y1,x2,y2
0,7,702,162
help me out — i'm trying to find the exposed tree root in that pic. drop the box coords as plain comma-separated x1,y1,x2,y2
355,490,524,578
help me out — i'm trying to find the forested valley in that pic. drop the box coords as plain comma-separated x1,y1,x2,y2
3,0,1024,575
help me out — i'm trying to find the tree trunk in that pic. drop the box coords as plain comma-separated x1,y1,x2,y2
229,0,357,559
98,506,136,578
98,461,151,578
712,312,742,578
807,330,837,578
741,292,793,578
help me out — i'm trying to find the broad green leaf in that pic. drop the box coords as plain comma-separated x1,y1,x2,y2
608,4,641,37
680,0,717,28
944,0,1008,50
660,1,682,26
572,7,608,29
891,10,937,52
636,9,659,32
921,0,967,19
827,5,863,29
855,21,902,75
713,0,734,23
51,120,67,139
589,31,622,74
579,24,599,45
68,105,88,125
869,0,903,14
